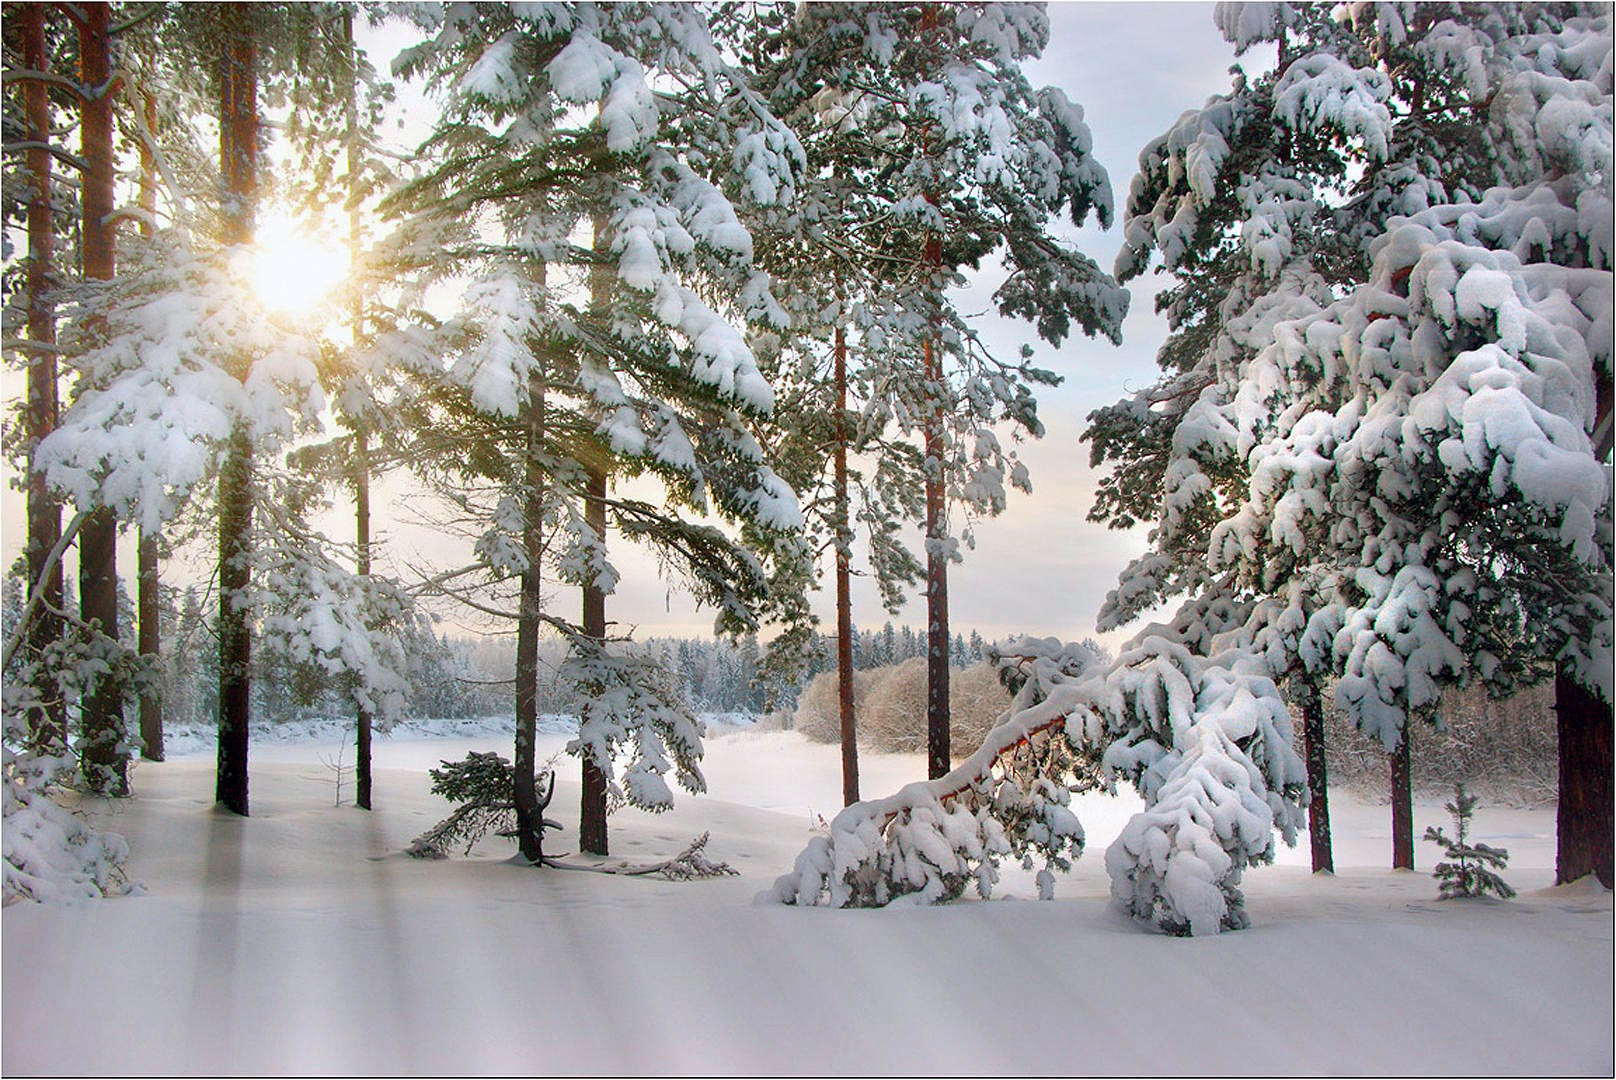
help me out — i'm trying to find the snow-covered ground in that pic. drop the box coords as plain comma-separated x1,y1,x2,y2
4,724,1611,1076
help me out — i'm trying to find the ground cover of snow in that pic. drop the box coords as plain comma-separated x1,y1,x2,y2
4,725,1611,1076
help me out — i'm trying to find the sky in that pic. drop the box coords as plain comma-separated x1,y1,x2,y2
2,2,1262,650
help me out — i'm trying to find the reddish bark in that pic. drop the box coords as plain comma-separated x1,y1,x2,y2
578,214,611,855
137,87,164,763
834,326,859,806
22,2,65,752
579,463,610,854
1296,677,1333,873
78,1,127,796
919,3,949,782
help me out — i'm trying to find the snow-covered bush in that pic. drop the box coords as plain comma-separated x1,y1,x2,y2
2,681,133,904
562,639,706,812
765,701,1094,907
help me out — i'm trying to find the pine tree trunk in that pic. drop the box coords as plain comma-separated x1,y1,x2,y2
921,224,948,779
217,428,252,816
22,2,65,755
77,1,126,797
137,534,163,761
834,326,859,806
354,431,373,810
345,13,372,811
579,464,609,854
1555,665,1613,888
578,212,611,854
513,363,547,865
1390,726,1413,870
215,6,257,817
136,86,163,764
923,335,949,782
918,8,948,782
1296,675,1332,873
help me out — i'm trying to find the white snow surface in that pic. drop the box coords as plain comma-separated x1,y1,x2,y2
4,727,1609,1076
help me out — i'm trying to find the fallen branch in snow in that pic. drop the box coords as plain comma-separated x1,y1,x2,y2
554,832,738,880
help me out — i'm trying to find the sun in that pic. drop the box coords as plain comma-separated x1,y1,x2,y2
252,213,350,316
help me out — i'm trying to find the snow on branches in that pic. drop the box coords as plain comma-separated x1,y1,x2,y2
36,233,323,534
766,636,1305,935
2,684,133,904
1094,3,1613,773
562,637,706,812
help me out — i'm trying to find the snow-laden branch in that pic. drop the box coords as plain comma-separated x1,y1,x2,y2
764,636,1307,935
1,512,87,673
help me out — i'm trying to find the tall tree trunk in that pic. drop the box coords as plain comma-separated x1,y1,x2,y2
923,339,949,783
215,6,257,817
578,212,611,855
344,9,373,812
834,326,859,806
137,87,164,764
920,3,948,782
579,464,609,853
1295,674,1332,873
1554,388,1613,887
22,2,65,755
513,361,547,865
137,536,163,761
77,1,126,796
1556,664,1614,888
354,431,373,810
1390,726,1413,870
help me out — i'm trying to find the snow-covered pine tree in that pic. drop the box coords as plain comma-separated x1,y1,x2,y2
36,4,421,817
1092,2,1612,886
744,1,1126,785
1088,2,1393,872
765,8,1309,936
382,2,809,861
270,6,426,811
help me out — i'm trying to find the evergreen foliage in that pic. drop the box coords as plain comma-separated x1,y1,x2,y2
1424,783,1516,900
406,751,560,860
1069,0,1610,928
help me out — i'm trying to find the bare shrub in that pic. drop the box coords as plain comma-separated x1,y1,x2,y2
949,661,1015,756
749,710,795,733
792,668,879,743
861,658,929,752
1323,681,1557,807
831,659,1014,755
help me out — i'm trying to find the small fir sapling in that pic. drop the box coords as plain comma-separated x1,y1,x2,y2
1424,784,1516,901
406,751,561,860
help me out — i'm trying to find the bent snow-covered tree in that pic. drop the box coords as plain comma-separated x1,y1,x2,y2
766,634,1306,936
